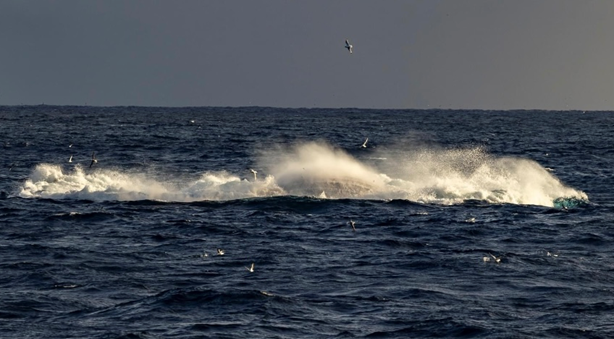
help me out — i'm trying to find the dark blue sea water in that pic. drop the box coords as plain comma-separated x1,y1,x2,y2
1,106,613,338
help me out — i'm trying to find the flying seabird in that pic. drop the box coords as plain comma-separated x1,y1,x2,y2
217,248,225,256
488,253,501,263
249,169,257,181
345,39,353,54
349,220,356,231
245,263,254,272
89,152,97,168
68,155,73,163
361,138,368,148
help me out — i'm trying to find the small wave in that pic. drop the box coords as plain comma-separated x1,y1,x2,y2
17,141,588,207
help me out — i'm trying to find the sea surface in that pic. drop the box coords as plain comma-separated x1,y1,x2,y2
1,106,613,338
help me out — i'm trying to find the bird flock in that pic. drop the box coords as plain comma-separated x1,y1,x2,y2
198,215,560,279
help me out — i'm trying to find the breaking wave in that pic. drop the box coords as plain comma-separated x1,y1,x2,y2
18,141,588,207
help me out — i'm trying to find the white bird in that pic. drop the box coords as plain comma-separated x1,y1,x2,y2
345,39,353,54
68,155,73,163
361,138,368,148
245,263,254,272
201,251,208,258
349,220,356,231
489,253,501,263
89,152,97,168
217,248,225,256
249,168,257,180
69,144,73,148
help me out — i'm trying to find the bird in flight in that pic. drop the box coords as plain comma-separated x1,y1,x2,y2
345,39,353,54
217,248,225,256
249,168,257,181
349,220,356,231
89,152,97,168
361,138,368,148
68,155,73,163
245,263,254,272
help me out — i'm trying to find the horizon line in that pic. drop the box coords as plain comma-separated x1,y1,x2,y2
0,103,605,112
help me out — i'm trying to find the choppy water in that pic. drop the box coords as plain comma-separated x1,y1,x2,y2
1,106,613,338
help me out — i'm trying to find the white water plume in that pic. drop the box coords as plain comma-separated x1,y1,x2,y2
18,141,588,207
258,141,387,198
374,146,587,206
18,165,283,202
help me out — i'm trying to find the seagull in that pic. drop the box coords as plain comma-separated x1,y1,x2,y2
201,251,209,258
249,169,257,181
245,263,254,272
217,248,225,256
68,155,73,163
69,144,73,148
345,39,353,54
89,152,97,168
349,220,356,231
361,138,368,148
488,253,501,263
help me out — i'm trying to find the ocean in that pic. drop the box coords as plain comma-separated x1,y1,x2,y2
1,106,612,338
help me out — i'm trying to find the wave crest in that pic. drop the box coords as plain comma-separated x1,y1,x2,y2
17,141,588,207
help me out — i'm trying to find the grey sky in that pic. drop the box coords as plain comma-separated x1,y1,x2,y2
1,0,613,110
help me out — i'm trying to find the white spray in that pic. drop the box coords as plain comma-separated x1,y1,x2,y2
18,141,588,207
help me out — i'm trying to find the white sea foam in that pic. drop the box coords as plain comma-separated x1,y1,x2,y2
19,165,283,202
18,141,588,207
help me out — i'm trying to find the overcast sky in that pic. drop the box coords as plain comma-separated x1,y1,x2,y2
1,1,613,110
